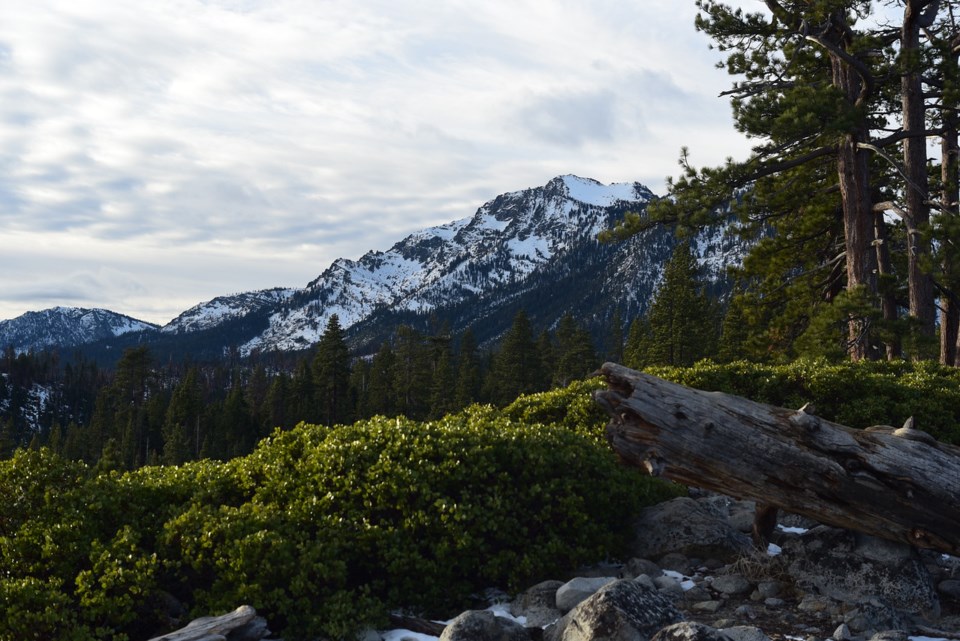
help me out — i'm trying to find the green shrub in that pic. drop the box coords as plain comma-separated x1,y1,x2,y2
0,383,677,641
645,358,960,444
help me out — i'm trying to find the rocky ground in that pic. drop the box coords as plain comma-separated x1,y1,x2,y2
152,492,960,641
498,492,960,641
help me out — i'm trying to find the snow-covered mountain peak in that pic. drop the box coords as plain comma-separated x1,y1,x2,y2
0,307,158,354
239,175,659,354
551,175,652,207
0,174,743,360
161,288,296,335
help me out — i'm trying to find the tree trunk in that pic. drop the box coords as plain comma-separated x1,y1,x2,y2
941,32,960,365
874,212,901,360
903,0,936,346
594,362,960,556
831,34,878,359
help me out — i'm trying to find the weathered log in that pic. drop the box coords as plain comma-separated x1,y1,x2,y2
594,362,960,556
388,613,447,636
146,605,260,641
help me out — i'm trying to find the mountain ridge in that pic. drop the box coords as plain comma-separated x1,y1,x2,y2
0,175,741,361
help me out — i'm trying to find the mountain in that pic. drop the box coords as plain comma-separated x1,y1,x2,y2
0,307,158,355
0,175,746,361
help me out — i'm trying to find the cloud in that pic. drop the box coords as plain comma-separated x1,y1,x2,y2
0,0,755,325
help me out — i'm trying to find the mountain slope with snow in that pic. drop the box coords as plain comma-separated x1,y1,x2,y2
241,175,658,353
0,307,158,354
0,175,744,360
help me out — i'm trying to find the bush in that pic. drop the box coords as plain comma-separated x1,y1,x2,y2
0,383,677,641
645,358,960,444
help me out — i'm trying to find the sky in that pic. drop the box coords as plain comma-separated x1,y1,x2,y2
0,0,761,326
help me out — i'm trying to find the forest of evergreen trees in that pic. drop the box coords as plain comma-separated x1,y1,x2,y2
0,307,629,468
0,237,744,470
5,0,960,471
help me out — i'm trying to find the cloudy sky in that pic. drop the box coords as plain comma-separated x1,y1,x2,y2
0,0,759,326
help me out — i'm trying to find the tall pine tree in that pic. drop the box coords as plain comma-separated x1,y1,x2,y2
312,314,352,426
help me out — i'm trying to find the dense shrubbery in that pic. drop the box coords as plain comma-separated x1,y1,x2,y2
0,382,677,641
648,358,960,444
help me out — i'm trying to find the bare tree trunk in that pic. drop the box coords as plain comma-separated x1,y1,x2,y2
595,362,960,556
903,1,937,350
874,213,901,360
941,29,960,365
831,27,879,359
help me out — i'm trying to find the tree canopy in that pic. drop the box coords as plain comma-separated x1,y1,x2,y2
606,0,960,364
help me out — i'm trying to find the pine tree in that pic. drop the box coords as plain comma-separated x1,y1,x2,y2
604,308,625,364
553,313,596,386
428,344,456,419
162,368,202,465
312,315,352,426
264,372,292,430
634,241,719,367
368,342,397,417
454,328,482,408
487,310,545,405
602,1,957,362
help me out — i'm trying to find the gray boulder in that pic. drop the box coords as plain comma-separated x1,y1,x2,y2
781,526,940,619
711,575,752,596
555,577,617,613
720,626,770,641
632,498,753,562
511,580,565,628
439,610,530,641
843,597,907,635
650,622,730,641
547,579,683,641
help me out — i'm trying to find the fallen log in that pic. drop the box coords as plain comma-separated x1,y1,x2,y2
594,362,960,556
146,605,263,641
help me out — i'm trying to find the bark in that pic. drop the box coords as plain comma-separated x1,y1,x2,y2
941,32,960,365
826,16,878,359
595,362,960,556
902,0,936,344
147,606,259,641
874,212,901,360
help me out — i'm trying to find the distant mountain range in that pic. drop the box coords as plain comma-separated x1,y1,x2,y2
0,175,747,363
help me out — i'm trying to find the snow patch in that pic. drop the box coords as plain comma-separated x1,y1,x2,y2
560,175,640,207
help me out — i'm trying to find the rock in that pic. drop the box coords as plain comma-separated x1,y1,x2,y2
727,502,760,535
627,558,665,579
692,601,723,614
867,632,908,641
633,498,753,563
755,581,781,599
635,574,659,591
781,526,940,619
721,625,770,641
659,553,696,575
732,605,755,620
651,621,729,641
439,610,530,641
939,579,960,599
684,586,712,602
797,595,837,615
555,576,616,613
711,575,752,596
831,623,852,641
655,575,684,594
547,579,683,641
511,580,565,629
843,598,906,634
763,598,785,607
